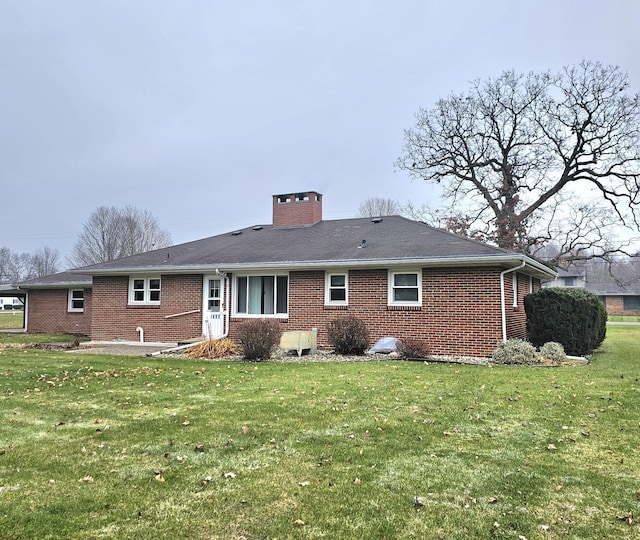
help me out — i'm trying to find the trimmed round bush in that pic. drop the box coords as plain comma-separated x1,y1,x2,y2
524,288,607,356
235,319,282,360
326,316,370,355
491,339,538,365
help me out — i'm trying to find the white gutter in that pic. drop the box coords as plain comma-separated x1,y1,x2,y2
500,261,526,342
72,255,556,279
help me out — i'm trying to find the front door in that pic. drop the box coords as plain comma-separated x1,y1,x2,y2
203,276,226,338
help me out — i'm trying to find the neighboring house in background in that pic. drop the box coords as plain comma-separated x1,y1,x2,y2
543,263,640,316
585,280,640,316
15,272,92,335
542,266,586,289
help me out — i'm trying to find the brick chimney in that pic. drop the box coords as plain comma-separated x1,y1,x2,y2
272,191,323,227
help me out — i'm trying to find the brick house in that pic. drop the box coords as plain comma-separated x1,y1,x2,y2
16,272,92,335
18,191,549,357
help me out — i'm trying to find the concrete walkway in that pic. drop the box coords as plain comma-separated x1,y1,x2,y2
73,341,179,356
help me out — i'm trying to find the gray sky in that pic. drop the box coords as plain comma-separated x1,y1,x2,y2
2,0,639,262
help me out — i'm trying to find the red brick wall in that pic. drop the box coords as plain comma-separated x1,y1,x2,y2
27,288,92,335
228,268,523,357
272,192,322,227
86,268,541,356
91,275,203,342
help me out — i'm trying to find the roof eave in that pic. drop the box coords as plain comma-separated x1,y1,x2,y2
71,254,556,279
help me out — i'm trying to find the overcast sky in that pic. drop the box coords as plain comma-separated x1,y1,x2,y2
1,0,639,263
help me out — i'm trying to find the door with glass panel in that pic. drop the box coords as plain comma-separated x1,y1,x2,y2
203,276,225,338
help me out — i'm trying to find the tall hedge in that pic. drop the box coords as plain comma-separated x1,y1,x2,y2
524,288,607,356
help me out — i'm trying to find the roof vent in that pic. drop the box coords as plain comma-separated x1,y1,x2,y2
231,230,243,236
371,217,383,223
252,225,263,231
358,239,368,249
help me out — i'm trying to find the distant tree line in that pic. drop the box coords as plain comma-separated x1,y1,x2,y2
0,246,61,283
1,205,172,283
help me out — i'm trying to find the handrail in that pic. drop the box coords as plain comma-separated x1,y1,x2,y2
164,309,201,319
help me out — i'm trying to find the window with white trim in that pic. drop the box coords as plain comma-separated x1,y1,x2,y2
129,277,161,305
68,289,84,312
388,270,422,306
235,274,288,316
325,272,348,305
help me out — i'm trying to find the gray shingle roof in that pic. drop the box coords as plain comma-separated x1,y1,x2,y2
71,216,555,278
15,271,92,289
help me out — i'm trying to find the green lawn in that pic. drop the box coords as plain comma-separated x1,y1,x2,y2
1,327,638,539
608,315,640,323
0,310,24,330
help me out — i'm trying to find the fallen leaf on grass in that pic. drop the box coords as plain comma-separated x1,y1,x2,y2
547,444,557,451
414,496,425,507
616,514,633,525
294,519,305,527
79,476,94,483
298,481,310,487
223,471,236,479
154,472,165,482
353,478,361,485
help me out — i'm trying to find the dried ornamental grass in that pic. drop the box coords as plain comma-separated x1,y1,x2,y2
183,338,239,359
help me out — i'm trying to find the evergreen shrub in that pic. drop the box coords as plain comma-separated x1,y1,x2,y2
524,287,607,356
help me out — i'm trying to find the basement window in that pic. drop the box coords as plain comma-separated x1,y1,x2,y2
68,289,84,312
234,274,288,317
129,277,161,305
388,270,422,306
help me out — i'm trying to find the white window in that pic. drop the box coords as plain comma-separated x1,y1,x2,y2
388,270,422,306
325,272,348,305
235,274,288,316
129,277,161,305
68,289,84,312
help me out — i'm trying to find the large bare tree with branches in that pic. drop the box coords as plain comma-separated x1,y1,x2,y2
396,61,640,264
68,206,172,267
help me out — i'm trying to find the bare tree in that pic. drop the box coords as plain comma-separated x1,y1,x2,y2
30,247,61,278
396,61,640,264
0,249,33,283
68,206,172,267
356,197,401,218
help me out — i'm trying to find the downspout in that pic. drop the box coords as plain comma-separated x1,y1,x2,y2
215,269,230,339
500,261,526,342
